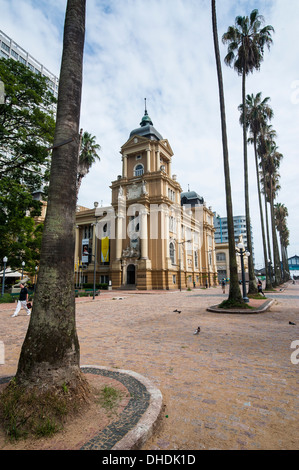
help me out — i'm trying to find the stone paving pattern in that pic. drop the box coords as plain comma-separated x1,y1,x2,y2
0,283,298,450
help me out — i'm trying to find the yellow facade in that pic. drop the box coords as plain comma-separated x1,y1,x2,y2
75,110,217,290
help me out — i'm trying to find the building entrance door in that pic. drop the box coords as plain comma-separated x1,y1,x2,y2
127,264,136,285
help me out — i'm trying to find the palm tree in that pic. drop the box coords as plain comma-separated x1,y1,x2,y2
239,92,273,289
211,0,244,304
16,0,88,397
274,203,289,281
260,142,283,285
257,123,277,268
222,9,274,294
76,130,101,197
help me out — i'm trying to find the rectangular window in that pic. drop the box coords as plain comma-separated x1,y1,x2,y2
173,275,176,284
1,42,10,53
11,49,18,59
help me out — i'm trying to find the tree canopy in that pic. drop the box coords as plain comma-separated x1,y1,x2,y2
0,58,56,270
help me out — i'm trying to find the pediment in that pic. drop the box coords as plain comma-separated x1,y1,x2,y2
121,135,151,152
159,139,174,156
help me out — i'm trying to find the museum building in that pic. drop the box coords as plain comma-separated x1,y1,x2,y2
75,107,217,290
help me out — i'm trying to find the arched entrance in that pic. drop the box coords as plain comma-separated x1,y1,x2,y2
127,264,136,285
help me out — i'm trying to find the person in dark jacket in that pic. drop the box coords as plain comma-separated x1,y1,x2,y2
11,283,31,317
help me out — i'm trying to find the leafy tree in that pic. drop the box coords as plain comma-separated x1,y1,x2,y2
222,9,274,294
0,58,56,189
0,178,43,270
0,58,56,272
211,0,244,305
76,130,101,197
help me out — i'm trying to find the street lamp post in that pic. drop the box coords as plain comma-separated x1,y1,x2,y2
1,256,8,296
237,242,250,303
21,261,25,279
178,240,191,291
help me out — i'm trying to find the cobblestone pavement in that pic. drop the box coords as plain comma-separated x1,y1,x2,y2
0,283,299,450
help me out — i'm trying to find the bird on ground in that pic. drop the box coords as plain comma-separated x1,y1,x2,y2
193,326,200,335
173,309,181,313
289,321,296,325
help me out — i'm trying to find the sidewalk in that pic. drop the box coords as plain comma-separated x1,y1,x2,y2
0,282,298,450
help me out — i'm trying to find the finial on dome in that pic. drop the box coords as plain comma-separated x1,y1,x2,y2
140,98,153,127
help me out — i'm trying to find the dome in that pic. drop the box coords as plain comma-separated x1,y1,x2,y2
181,190,204,206
129,100,163,141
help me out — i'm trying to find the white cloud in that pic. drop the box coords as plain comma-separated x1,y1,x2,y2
1,0,298,265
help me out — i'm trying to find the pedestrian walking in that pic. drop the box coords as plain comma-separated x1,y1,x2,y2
11,283,31,317
221,279,226,294
257,279,265,297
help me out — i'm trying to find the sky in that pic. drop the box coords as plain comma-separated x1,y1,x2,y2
1,0,298,268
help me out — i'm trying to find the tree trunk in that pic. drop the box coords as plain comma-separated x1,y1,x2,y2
16,0,87,391
242,69,257,294
254,137,272,289
270,184,281,286
211,0,243,303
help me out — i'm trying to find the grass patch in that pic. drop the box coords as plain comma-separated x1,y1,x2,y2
248,293,267,300
218,299,253,309
0,378,84,441
97,385,123,412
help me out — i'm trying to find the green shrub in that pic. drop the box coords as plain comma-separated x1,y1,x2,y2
0,293,15,303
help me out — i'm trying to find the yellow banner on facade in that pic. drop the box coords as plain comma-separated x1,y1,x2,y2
101,237,109,262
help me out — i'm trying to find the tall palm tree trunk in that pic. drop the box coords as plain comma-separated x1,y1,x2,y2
242,69,257,294
269,183,281,286
16,0,88,392
212,0,243,303
254,137,272,289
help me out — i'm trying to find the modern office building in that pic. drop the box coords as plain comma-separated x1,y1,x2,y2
213,214,254,281
214,214,254,256
0,29,59,100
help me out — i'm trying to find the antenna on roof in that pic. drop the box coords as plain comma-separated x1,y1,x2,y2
144,97,148,115
188,184,190,191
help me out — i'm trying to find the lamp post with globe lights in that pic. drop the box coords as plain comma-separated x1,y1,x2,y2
237,242,250,303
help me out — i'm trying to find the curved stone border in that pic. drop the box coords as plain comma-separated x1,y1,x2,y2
80,366,163,450
0,366,163,451
207,299,275,314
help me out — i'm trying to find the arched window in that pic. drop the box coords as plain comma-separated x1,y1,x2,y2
169,242,175,265
134,164,144,177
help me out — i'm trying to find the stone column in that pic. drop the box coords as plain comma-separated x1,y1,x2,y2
116,195,126,260
146,148,151,173
116,214,125,260
122,154,128,178
156,150,160,171
140,210,148,259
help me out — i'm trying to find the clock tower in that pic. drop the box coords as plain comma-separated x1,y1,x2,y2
75,103,217,290
110,103,183,289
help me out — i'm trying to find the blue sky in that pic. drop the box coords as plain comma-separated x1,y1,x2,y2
1,0,298,267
